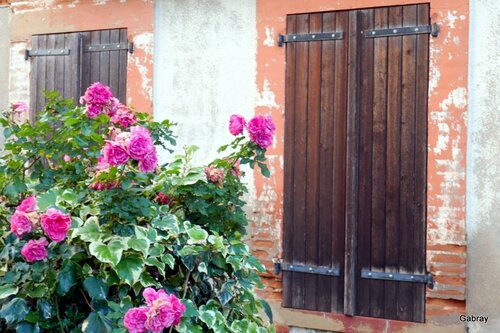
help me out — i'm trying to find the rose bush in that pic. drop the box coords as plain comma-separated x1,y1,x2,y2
0,86,275,332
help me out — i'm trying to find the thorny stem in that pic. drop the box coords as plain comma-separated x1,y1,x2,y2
80,288,95,312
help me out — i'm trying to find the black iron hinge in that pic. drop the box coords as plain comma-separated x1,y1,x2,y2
274,262,340,277
363,23,440,38
25,48,70,60
278,32,344,46
84,42,134,54
361,269,434,289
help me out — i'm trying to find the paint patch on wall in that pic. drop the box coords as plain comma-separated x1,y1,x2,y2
8,42,30,106
256,79,279,109
263,26,275,47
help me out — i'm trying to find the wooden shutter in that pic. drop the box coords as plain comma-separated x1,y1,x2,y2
282,4,430,323
29,29,128,117
29,32,81,119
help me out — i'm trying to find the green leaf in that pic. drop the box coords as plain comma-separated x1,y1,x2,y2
161,253,175,270
199,309,216,327
76,217,102,242
15,322,40,333
149,244,165,257
127,238,149,257
134,226,150,241
258,162,270,178
197,262,207,274
57,261,77,295
37,299,52,320
84,312,112,333
37,190,59,210
260,299,273,324
61,189,78,205
187,227,208,245
89,239,127,267
115,255,144,285
0,285,18,299
83,277,109,301
27,284,47,298
0,298,29,325
145,257,165,276
152,214,178,232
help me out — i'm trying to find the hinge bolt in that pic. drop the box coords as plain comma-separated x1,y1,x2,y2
393,29,398,33
389,274,394,278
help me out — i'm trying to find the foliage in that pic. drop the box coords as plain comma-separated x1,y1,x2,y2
0,90,275,332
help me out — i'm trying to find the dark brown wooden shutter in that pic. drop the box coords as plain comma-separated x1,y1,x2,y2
282,4,429,323
29,28,128,117
29,32,81,119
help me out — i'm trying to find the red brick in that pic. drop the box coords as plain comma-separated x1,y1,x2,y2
431,254,466,264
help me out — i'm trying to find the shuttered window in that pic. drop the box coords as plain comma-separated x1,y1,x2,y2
29,28,128,119
282,4,430,323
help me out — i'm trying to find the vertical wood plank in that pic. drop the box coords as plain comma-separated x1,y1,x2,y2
370,6,388,319
291,13,310,310
332,10,348,313
397,4,418,322
81,31,91,95
118,29,128,102
413,3,430,323
344,10,360,317
317,11,336,313
356,8,374,317
304,12,322,311
29,35,39,121
45,34,56,94
109,29,121,99
384,5,403,320
99,29,111,86
36,34,48,116
53,34,65,98
282,14,297,309
90,31,101,85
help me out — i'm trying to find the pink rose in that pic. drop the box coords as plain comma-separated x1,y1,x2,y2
204,165,225,186
10,211,32,237
102,141,130,166
87,104,102,119
21,238,49,262
229,114,246,136
111,105,137,128
12,102,29,114
104,97,119,117
247,114,276,149
81,82,116,118
96,156,111,171
124,307,148,333
17,196,38,213
142,288,185,331
138,147,158,173
128,127,154,161
40,208,71,242
231,160,243,178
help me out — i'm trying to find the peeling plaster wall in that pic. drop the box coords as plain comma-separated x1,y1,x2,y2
6,0,154,114
0,6,10,150
466,0,500,332
153,0,257,166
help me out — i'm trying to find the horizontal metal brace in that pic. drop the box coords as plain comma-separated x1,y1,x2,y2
25,49,70,60
363,23,440,38
361,269,434,289
275,262,340,276
278,32,344,46
84,42,134,54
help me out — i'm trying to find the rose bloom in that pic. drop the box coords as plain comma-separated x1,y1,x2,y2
40,208,72,242
138,147,158,173
124,307,148,333
17,196,38,213
12,101,29,114
142,288,186,331
111,104,137,128
102,141,130,166
155,192,171,205
204,165,225,186
10,211,32,237
128,127,154,161
21,238,49,263
229,114,246,136
247,114,276,149
104,97,119,117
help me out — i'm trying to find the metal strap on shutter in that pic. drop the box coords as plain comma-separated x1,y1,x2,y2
278,32,344,46
362,23,439,38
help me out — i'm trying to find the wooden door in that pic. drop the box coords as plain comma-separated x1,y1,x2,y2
282,4,430,323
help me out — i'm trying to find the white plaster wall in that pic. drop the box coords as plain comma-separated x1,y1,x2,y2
153,0,257,166
0,6,11,151
466,0,500,332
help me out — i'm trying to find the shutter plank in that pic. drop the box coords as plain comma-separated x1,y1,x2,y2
317,11,336,313
118,29,128,103
304,12,322,311
384,6,403,320
282,14,297,309
90,31,101,85
370,6,388,319
332,10,348,314
54,34,65,97
109,29,121,100
356,8,374,317
344,10,360,316
397,4,418,322
291,13,310,310
81,31,91,94
45,34,56,94
36,34,48,116
29,35,39,121
413,3,430,323
99,29,111,86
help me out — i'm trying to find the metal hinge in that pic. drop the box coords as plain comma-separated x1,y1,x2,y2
84,42,134,54
278,32,344,46
25,49,70,60
363,23,440,38
274,262,340,276
361,269,434,289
